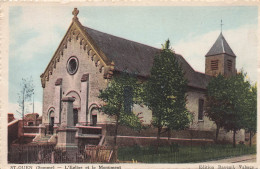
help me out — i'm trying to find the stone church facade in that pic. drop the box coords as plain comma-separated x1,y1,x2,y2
39,8,244,146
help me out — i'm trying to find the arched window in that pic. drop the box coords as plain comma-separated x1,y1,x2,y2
66,91,81,126
198,99,204,121
124,86,133,113
91,108,98,126
73,109,78,126
49,110,55,134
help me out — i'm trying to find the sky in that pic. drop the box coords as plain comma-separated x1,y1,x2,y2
9,6,258,119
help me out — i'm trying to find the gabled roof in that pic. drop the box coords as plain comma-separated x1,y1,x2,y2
41,8,211,90
84,26,210,89
206,33,236,57
84,26,158,77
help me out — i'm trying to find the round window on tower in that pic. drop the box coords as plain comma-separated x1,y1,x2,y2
67,56,79,75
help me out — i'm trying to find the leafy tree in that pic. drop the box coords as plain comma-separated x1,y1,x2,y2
223,72,251,147
243,83,257,147
205,74,229,142
98,72,142,146
142,39,190,151
206,72,252,147
17,77,35,129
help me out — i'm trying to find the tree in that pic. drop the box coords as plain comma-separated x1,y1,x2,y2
98,72,142,146
243,83,257,147
142,39,190,151
205,72,252,147
205,74,229,142
223,72,251,147
17,77,35,129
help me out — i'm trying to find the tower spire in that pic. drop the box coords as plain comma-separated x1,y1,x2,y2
221,19,223,33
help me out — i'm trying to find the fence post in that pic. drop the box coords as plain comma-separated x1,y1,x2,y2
111,146,118,163
37,150,42,162
51,151,55,163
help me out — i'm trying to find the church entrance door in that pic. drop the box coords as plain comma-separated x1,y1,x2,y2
49,110,54,134
92,115,97,126
49,117,54,134
73,109,78,126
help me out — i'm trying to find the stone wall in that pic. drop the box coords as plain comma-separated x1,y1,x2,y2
128,89,216,132
105,124,215,139
132,104,152,125
186,90,215,131
8,120,19,149
43,37,110,126
218,129,245,143
105,136,213,147
104,124,244,146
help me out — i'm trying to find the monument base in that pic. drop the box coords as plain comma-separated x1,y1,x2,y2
56,127,78,161
56,128,78,148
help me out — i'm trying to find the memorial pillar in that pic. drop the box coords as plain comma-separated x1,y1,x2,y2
56,97,78,160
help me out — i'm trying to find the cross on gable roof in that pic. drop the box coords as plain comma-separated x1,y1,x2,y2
206,33,236,57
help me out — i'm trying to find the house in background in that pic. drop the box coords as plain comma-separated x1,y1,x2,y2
8,113,15,123
8,113,43,146
36,8,244,146
24,113,41,126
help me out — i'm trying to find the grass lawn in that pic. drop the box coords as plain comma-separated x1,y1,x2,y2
118,144,256,163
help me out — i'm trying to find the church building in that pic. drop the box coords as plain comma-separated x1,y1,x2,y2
39,8,244,146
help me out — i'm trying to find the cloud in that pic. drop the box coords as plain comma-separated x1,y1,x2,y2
10,7,72,60
173,24,258,83
9,101,43,120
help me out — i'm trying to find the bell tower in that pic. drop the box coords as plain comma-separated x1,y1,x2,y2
205,33,237,77
205,22,236,77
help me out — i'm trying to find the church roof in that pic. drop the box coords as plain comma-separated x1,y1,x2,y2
84,26,158,77
205,33,236,57
41,9,212,90
84,26,210,89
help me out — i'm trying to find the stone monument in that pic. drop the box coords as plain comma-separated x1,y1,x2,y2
56,97,78,160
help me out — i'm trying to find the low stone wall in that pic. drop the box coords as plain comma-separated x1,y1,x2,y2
103,124,247,145
23,126,39,133
102,124,215,147
218,129,245,143
8,120,19,149
78,138,100,146
105,124,215,140
105,136,214,147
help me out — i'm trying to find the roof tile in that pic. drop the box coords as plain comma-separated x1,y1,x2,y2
84,26,210,89
206,33,236,57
